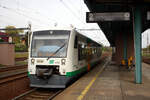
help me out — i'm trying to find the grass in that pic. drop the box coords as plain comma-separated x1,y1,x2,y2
15,52,28,58
0,64,3,67
15,61,27,65
142,52,150,58
15,52,28,65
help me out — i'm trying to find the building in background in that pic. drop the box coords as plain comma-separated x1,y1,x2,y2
0,32,9,42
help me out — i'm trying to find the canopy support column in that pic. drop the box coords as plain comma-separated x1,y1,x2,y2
123,33,127,60
133,7,142,84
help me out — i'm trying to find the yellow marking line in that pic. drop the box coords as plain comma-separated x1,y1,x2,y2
77,62,108,100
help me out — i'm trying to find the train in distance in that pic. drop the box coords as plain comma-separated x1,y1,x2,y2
28,28,102,88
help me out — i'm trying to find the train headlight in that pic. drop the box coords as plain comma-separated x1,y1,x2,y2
56,66,59,70
63,69,66,74
31,58,35,65
61,59,66,65
29,69,32,73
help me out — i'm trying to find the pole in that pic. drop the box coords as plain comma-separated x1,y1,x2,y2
133,6,142,84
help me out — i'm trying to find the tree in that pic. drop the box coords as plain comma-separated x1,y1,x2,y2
25,31,28,47
5,25,24,43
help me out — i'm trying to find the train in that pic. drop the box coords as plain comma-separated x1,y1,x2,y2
28,28,102,88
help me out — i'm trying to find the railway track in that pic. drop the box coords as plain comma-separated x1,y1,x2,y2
0,65,30,100
143,57,150,64
0,65,27,83
15,57,27,62
0,64,27,73
12,88,63,100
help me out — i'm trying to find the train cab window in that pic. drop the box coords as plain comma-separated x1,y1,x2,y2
74,36,78,48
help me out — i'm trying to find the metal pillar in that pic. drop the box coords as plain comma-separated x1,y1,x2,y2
133,7,142,84
123,33,127,60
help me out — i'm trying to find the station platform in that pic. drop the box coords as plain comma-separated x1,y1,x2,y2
53,58,150,100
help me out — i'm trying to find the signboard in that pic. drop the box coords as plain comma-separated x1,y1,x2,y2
86,12,130,22
95,0,150,3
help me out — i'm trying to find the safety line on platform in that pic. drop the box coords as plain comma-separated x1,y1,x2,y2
77,58,110,100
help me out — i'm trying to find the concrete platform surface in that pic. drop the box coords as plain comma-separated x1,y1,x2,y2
53,60,150,100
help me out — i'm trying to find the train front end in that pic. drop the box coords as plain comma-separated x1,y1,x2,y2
28,30,71,88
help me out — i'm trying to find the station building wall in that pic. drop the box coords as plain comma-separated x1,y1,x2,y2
113,32,135,65
0,43,15,65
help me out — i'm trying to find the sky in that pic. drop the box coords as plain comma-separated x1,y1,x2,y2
1,0,150,48
0,0,110,46
142,29,150,48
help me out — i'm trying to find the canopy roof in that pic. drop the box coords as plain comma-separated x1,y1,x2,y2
84,0,150,46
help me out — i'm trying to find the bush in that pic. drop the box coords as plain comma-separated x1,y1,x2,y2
102,47,112,52
15,43,28,52
0,39,4,42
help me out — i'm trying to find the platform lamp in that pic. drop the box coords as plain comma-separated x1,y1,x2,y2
27,22,32,49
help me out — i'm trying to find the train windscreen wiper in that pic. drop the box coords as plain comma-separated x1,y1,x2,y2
47,43,66,60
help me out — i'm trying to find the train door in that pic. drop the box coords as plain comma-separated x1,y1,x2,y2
74,35,78,67
87,43,91,71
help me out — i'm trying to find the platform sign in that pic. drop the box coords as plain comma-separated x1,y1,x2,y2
95,0,150,3
86,12,130,23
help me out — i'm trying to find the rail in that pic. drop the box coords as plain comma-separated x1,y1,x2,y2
12,88,63,100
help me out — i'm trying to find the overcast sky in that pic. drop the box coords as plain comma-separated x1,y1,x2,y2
142,29,150,48
0,0,110,46
1,0,150,48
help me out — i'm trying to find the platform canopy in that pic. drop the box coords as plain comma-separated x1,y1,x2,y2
91,0,150,3
84,0,150,46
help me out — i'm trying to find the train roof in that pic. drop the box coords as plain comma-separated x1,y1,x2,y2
33,30,71,36
75,30,102,47
33,27,74,32
32,29,102,47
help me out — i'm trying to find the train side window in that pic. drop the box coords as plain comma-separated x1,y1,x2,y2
78,44,81,60
74,36,78,48
78,44,86,61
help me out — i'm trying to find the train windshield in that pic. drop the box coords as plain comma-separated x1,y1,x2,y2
31,30,70,58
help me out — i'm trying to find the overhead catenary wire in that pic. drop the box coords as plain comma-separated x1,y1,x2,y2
1,0,63,26
1,0,89,29
66,0,84,23
0,14,47,28
67,0,80,13
0,4,52,27
14,4,58,24
77,29,101,31
0,14,25,25
0,18,19,27
0,0,110,46
80,0,83,20
60,0,86,25
0,0,102,33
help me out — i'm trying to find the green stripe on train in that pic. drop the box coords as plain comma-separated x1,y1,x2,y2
66,61,98,77
66,66,87,77
27,71,30,76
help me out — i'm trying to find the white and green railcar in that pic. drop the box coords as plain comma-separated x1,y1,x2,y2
28,29,102,88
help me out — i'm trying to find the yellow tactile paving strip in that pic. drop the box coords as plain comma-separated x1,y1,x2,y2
53,62,150,100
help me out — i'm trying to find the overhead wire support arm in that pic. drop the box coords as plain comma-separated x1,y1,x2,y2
77,29,102,31
0,28,30,31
